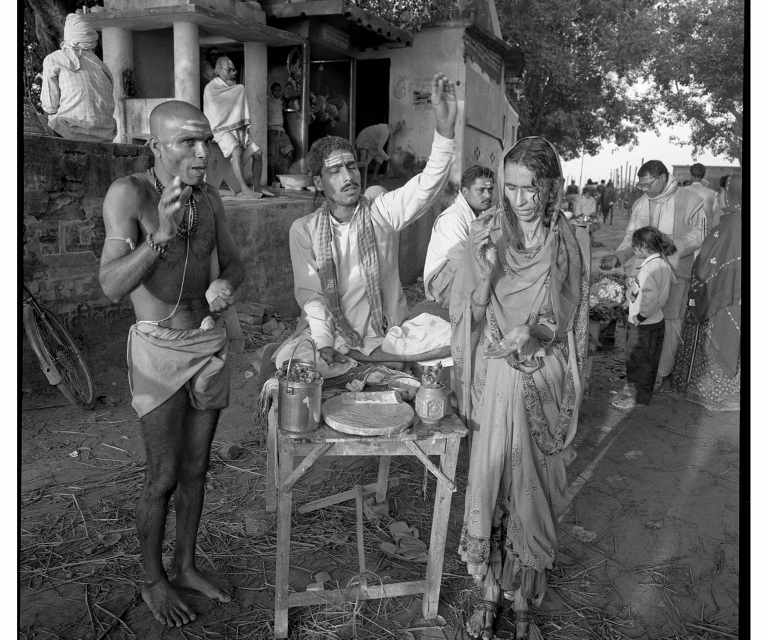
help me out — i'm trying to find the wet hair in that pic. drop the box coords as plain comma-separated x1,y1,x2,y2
631,226,674,256
503,137,562,226
461,165,495,190
690,163,706,180
638,160,668,180
306,135,357,177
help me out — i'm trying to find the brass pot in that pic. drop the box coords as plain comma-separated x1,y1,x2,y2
414,383,451,425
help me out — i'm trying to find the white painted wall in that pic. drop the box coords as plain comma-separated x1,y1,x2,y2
360,24,518,189
360,26,466,186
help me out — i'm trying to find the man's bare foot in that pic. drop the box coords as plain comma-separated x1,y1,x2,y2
657,375,672,394
465,601,497,639
170,566,234,603
142,577,197,627
236,188,264,199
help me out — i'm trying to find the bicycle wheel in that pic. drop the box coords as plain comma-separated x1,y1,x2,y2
23,301,95,409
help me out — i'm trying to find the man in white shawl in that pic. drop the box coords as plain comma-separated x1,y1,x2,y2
203,57,274,198
601,160,706,392
41,13,116,142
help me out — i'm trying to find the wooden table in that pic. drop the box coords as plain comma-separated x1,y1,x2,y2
265,396,467,639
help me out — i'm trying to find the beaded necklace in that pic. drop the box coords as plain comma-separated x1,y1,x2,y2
148,167,198,240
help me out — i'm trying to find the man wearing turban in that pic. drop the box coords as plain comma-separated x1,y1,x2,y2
41,13,117,143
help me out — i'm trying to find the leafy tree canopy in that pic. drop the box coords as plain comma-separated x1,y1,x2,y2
496,0,743,163
633,0,744,163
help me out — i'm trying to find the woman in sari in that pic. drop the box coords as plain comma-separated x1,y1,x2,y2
671,173,741,411
451,137,589,639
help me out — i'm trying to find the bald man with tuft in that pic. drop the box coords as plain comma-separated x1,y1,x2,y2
99,100,243,628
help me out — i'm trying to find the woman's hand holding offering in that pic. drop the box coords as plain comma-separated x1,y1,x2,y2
484,325,531,359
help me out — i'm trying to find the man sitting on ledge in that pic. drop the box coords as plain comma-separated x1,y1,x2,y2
270,72,457,379
41,13,116,142
203,56,274,199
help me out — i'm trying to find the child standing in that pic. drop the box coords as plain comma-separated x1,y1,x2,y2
612,227,674,409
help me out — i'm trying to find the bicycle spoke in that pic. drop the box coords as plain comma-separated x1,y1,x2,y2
30,303,95,408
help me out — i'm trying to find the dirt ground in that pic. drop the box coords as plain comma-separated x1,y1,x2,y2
19,212,739,639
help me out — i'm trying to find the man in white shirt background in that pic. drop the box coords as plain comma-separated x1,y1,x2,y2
271,71,458,378
423,165,495,311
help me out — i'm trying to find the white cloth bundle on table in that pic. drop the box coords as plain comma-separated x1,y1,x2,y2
382,313,452,356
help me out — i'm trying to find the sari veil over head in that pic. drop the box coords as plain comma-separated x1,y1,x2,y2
450,135,590,595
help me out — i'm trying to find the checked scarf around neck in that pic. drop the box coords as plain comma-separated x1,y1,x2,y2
308,197,385,348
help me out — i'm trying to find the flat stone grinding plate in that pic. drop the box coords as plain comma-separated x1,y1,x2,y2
322,391,414,436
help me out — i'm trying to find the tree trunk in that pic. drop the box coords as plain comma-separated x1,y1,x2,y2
27,0,69,56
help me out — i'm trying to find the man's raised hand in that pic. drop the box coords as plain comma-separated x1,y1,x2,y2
156,176,192,244
430,71,457,139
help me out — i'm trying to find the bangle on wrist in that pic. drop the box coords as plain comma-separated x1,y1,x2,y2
146,232,168,258
539,326,556,348
471,291,491,307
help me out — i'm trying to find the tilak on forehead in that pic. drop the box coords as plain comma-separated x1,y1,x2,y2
178,118,210,133
324,152,356,168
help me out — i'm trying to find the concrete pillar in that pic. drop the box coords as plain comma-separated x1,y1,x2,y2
244,41,268,186
102,27,133,143
173,22,200,108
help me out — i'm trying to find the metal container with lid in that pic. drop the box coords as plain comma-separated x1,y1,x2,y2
277,338,323,434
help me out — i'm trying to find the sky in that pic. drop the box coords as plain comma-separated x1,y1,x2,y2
559,123,739,189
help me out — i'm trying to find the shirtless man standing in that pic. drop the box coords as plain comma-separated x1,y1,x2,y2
99,100,244,627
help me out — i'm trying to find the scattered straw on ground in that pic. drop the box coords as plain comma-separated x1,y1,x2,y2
20,280,739,639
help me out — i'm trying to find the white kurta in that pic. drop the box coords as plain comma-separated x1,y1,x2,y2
423,191,477,307
276,131,456,377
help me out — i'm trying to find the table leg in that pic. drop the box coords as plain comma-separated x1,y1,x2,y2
375,456,391,504
422,436,461,620
266,403,278,513
274,436,294,639
354,485,368,591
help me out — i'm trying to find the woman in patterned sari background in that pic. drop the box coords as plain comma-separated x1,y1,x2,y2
671,173,741,411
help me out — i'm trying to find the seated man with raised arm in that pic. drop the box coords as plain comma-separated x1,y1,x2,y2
274,72,458,378
423,164,495,310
